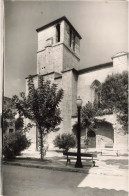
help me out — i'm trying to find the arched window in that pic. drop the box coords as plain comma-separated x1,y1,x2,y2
90,80,101,107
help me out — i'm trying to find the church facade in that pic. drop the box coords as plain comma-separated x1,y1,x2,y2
26,16,128,151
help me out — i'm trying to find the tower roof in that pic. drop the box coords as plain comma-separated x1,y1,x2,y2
36,16,82,39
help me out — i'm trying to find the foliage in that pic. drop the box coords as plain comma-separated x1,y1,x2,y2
3,131,31,159
73,101,101,140
3,107,16,133
53,133,76,152
12,75,63,160
81,101,97,130
87,130,96,137
15,116,24,131
101,71,128,132
80,71,128,133
3,97,25,133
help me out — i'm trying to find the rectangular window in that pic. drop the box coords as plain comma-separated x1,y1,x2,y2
9,129,13,133
69,28,76,52
73,34,76,51
69,29,72,47
56,24,60,42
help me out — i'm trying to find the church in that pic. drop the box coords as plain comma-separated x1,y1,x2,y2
25,16,128,151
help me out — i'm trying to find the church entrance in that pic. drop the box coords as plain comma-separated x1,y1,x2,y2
87,130,96,148
80,129,96,149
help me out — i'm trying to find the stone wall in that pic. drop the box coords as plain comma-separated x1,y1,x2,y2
37,19,80,75
43,75,64,149
96,122,114,148
25,75,38,96
96,114,128,150
24,118,37,151
62,45,80,71
113,120,128,150
72,72,78,116
42,72,55,82
63,21,80,57
61,70,73,133
37,44,63,75
37,42,80,75
37,21,64,51
77,66,113,106
112,52,128,74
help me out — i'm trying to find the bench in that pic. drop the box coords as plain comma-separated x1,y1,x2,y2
63,152,96,167
99,148,119,156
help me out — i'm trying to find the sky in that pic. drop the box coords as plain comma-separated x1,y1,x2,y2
4,1,128,98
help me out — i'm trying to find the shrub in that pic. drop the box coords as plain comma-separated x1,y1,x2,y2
53,133,76,152
3,131,31,159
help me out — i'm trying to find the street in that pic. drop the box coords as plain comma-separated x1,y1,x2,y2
3,165,128,196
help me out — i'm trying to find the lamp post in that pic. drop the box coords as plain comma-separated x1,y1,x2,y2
75,96,83,168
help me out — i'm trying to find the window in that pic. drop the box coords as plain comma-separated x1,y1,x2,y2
73,34,76,51
9,129,14,133
56,24,60,42
69,29,76,52
91,80,101,108
69,29,72,47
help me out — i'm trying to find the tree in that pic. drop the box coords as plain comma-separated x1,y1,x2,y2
72,101,98,149
80,72,128,134
53,133,76,152
3,97,24,133
3,107,16,133
81,101,97,130
12,75,64,160
15,116,24,131
101,71,128,132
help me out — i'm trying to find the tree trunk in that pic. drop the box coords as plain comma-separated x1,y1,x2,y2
85,128,88,151
39,129,44,161
40,131,43,160
86,128,88,140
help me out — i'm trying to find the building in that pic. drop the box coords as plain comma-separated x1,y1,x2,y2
3,97,16,134
25,16,128,151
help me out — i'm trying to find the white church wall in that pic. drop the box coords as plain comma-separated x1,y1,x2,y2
61,71,73,133
112,52,128,74
47,77,64,149
77,66,113,106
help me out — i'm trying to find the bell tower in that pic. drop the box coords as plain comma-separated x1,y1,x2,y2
36,16,82,75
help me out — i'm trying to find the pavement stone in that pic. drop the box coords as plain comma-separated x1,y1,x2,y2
2,149,128,177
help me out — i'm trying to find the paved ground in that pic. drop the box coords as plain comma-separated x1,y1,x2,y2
78,173,128,191
8,149,127,176
3,165,128,196
2,149,128,195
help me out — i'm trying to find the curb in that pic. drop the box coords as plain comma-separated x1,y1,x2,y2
3,161,127,176
3,161,90,174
